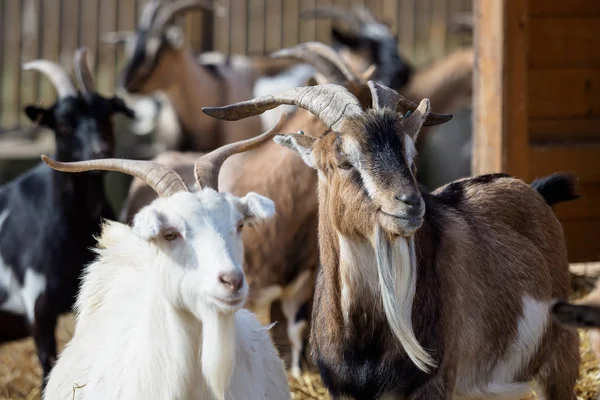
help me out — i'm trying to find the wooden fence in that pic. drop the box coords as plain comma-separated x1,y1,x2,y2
0,0,472,130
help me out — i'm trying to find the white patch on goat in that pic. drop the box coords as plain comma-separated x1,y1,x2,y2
0,210,27,316
458,295,548,399
21,269,46,322
374,229,435,372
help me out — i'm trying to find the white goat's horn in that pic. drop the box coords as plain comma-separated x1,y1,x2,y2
203,84,363,131
194,112,288,190
23,60,77,99
41,156,189,197
74,47,95,95
271,42,357,84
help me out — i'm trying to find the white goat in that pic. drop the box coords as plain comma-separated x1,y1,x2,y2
41,116,291,400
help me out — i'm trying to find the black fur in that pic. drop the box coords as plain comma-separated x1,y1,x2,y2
0,90,133,390
331,26,413,90
531,173,580,206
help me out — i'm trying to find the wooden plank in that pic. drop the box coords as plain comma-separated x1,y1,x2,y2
529,18,600,69
20,0,41,112
214,0,230,54
97,0,117,93
3,0,21,127
529,0,600,18
530,117,600,143
399,0,417,58
561,219,600,263
40,0,60,103
282,0,299,48
529,144,600,184
80,0,99,84
473,0,529,179
60,0,79,65
230,0,247,54
528,69,600,118
553,183,600,220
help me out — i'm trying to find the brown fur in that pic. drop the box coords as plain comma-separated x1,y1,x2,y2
123,39,262,152
277,106,579,399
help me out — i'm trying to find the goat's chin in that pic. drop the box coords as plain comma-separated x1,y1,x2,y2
378,212,422,237
207,291,248,314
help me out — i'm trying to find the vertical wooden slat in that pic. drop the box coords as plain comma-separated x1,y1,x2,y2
430,0,448,58
4,0,21,127
0,0,5,124
472,0,529,178
214,0,230,54
314,0,332,45
97,0,117,94
399,0,417,60
282,0,299,48
61,0,79,67
80,0,100,83
20,0,40,124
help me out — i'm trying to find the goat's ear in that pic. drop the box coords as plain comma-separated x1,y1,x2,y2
401,98,430,142
238,192,275,225
273,133,317,168
24,105,54,128
165,25,185,49
332,26,361,49
132,207,167,240
110,96,136,119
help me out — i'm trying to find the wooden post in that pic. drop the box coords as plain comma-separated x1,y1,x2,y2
185,8,214,53
472,0,529,179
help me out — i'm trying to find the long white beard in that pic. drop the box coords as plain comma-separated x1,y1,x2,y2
374,226,435,372
201,308,236,400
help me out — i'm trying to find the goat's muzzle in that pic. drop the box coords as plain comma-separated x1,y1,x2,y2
378,195,425,237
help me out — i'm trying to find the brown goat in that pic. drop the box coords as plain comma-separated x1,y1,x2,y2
106,0,262,152
553,278,600,361
204,81,580,399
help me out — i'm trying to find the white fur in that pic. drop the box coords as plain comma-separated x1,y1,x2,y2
44,189,289,400
0,210,47,322
373,228,435,372
253,64,316,130
456,296,549,398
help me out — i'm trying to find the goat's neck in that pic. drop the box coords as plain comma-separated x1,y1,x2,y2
164,50,221,150
49,157,110,221
313,188,435,371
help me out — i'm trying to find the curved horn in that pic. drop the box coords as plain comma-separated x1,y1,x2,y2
23,60,77,99
299,6,358,27
271,42,357,84
41,156,188,197
367,81,452,126
203,84,363,131
351,6,380,26
102,31,135,45
152,0,214,31
74,47,95,95
139,0,162,30
194,112,288,190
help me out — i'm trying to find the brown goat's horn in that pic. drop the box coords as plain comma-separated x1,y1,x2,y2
367,81,452,126
41,156,189,197
152,0,214,31
74,48,95,95
271,42,357,84
203,84,363,131
299,6,358,27
139,0,162,30
195,113,287,190
23,60,77,99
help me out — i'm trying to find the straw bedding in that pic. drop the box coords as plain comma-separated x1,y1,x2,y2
2,270,599,400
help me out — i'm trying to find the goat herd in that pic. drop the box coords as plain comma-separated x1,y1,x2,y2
0,1,597,399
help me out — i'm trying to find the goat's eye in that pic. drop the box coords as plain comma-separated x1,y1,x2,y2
338,161,353,170
237,222,244,233
162,230,179,241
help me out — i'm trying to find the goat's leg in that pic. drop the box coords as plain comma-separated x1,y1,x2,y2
536,326,579,400
32,293,58,391
281,299,309,379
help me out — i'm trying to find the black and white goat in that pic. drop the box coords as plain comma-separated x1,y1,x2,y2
0,48,134,387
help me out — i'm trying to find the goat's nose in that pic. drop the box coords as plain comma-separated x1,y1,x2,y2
219,271,244,293
396,192,421,208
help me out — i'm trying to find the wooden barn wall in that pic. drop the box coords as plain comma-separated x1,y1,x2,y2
528,0,600,262
474,0,600,262
0,0,473,131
